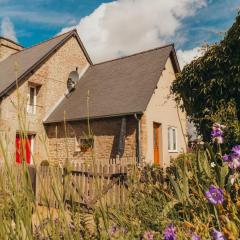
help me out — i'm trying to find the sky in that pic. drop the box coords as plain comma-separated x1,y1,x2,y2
0,0,240,67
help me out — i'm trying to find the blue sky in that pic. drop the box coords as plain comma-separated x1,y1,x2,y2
0,0,240,65
0,0,112,46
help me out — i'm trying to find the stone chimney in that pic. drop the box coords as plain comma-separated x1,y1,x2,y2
0,37,23,62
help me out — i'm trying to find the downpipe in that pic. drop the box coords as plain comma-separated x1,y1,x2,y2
134,114,141,165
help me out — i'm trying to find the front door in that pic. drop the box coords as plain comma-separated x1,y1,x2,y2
153,123,161,165
16,134,33,164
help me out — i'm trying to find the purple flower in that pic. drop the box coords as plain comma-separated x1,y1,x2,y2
191,233,200,240
211,129,222,138
211,123,225,144
143,231,154,240
223,153,240,169
205,185,224,205
212,229,225,240
222,154,229,162
164,224,176,240
229,154,240,169
109,226,118,235
232,145,240,157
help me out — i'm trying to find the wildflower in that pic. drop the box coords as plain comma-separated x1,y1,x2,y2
109,226,118,236
229,173,238,185
205,185,224,205
212,228,225,240
229,154,240,169
223,152,240,169
143,231,154,240
211,123,225,144
232,145,240,157
222,154,229,162
164,224,176,240
211,162,216,168
191,233,200,240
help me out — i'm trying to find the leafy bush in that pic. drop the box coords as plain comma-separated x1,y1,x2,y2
108,125,240,239
171,12,240,145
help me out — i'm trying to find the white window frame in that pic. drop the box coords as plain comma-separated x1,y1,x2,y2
29,135,35,165
27,86,37,114
168,127,178,152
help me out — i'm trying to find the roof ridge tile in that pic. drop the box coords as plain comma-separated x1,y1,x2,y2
93,43,174,66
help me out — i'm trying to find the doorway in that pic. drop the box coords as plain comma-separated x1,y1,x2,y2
153,123,162,165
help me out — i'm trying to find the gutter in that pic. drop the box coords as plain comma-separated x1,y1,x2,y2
134,114,141,165
44,111,144,125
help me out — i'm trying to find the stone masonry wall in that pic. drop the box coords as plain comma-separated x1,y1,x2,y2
45,116,137,165
0,38,23,62
0,36,89,164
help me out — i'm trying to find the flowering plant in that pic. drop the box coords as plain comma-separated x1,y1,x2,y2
211,123,226,144
205,185,224,205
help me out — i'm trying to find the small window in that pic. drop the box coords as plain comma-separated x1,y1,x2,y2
75,137,94,152
168,127,177,152
27,86,37,114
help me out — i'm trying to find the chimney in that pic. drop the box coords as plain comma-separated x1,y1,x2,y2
0,37,23,62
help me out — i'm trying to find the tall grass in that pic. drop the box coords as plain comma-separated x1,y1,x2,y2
0,68,239,239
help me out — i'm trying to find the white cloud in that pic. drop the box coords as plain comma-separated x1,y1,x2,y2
0,7,76,26
60,0,207,63
177,47,204,69
0,17,17,42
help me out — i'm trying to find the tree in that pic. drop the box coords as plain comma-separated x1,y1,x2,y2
172,12,240,148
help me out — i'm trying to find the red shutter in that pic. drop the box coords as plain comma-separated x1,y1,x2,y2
16,135,32,164
16,135,21,164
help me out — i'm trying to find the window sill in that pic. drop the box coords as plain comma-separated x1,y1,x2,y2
168,150,179,153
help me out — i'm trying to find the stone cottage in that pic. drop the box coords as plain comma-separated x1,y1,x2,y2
0,30,187,167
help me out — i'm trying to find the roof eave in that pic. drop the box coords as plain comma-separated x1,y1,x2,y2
0,30,93,98
170,44,181,73
44,111,144,125
72,29,93,65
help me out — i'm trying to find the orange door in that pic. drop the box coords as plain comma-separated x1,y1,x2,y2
153,123,161,165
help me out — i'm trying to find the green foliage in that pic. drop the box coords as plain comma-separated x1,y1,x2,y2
171,12,240,144
1,143,240,239
109,144,240,239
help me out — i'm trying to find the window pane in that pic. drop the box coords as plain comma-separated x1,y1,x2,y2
29,87,35,106
172,129,176,150
154,128,157,146
168,128,171,150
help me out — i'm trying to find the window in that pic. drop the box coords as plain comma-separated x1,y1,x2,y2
27,86,37,114
75,137,94,152
168,127,177,152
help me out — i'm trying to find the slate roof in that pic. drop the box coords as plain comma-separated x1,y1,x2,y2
0,30,92,98
45,44,180,123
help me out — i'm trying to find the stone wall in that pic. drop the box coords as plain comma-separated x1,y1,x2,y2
45,116,137,165
0,36,89,164
0,37,23,62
